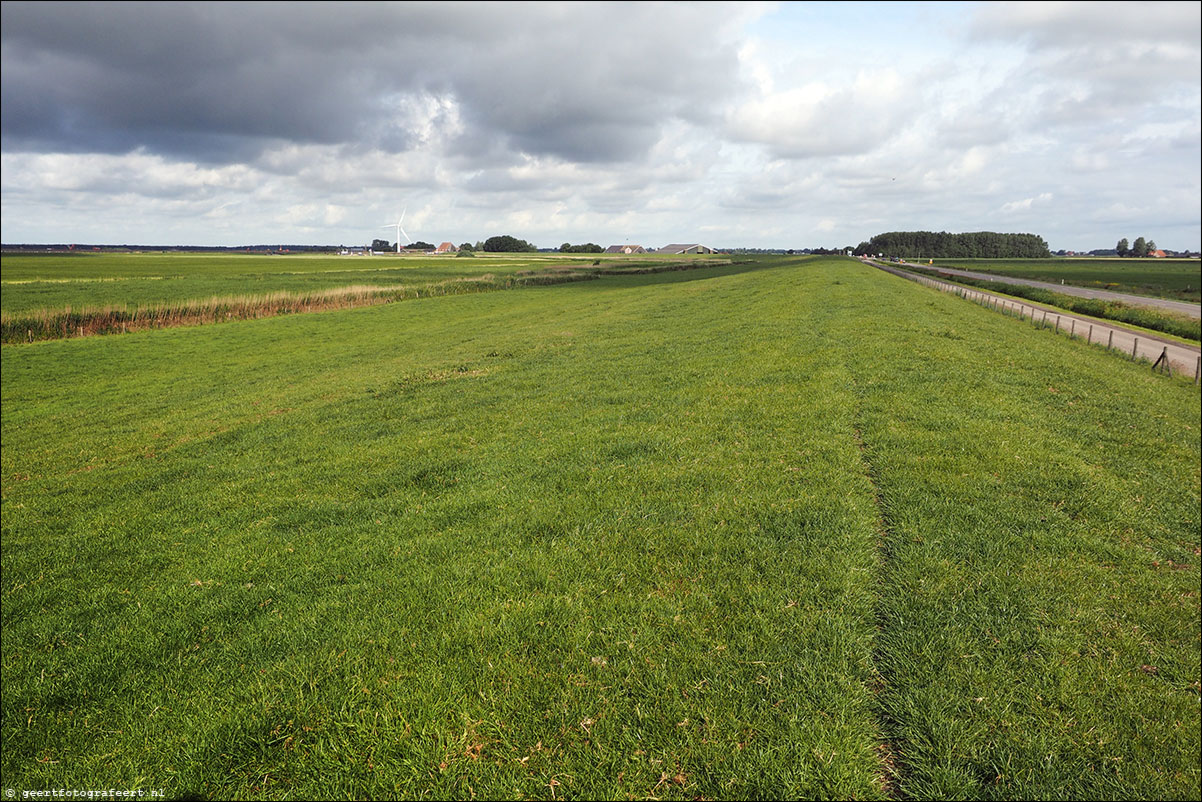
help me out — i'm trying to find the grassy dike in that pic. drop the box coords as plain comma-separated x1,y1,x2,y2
2,258,1198,799
816,272,1199,799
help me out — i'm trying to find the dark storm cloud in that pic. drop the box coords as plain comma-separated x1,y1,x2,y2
1,1,745,165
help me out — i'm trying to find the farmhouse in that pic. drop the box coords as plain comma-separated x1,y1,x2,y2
434,242,457,254
605,245,646,254
657,243,716,254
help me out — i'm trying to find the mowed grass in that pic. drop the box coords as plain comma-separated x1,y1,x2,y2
2,258,1198,800
929,258,1202,304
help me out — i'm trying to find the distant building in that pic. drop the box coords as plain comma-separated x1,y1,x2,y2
656,243,715,254
434,242,457,254
605,245,646,254
1150,249,1167,258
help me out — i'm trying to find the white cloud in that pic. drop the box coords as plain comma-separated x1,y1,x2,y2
1000,193,1053,213
1,2,1198,250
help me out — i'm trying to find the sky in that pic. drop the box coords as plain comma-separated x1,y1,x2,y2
1,1,1199,251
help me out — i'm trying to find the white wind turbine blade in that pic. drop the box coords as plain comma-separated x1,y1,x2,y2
396,207,408,252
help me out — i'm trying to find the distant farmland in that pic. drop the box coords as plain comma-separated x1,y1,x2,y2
2,256,1198,800
0,251,727,341
928,257,1202,303
0,251,691,316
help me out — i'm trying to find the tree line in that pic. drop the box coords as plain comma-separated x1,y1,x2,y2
1114,237,1158,257
368,235,537,253
856,231,1051,258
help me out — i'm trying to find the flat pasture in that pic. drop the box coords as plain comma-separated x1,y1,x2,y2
1,251,726,342
0,251,661,316
928,258,1202,303
2,257,1198,800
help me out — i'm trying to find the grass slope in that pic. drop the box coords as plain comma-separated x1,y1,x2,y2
901,267,1200,342
817,272,1200,799
2,258,1198,800
928,259,1201,304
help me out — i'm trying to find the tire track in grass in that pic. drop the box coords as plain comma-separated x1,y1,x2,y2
810,268,905,798
852,413,903,800
832,258,1201,799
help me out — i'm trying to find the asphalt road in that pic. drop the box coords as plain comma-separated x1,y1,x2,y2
893,261,1201,319
870,260,1202,378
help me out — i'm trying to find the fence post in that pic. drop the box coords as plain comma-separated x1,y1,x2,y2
1070,319,1075,338
1108,330,1113,349
1055,315,1061,333
1196,356,1200,385
1088,324,1093,343
1156,347,1171,377
1132,337,1138,360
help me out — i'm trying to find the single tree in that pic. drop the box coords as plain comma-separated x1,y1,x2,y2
371,238,391,252
1116,238,1129,257
1132,236,1148,258
1147,240,1157,255
459,242,474,252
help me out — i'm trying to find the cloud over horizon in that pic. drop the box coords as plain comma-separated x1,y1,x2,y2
2,1,1199,250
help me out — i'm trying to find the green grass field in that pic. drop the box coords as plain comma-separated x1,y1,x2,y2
2,257,1198,800
0,251,715,316
928,258,1202,304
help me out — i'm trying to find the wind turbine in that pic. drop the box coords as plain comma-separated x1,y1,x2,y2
382,207,411,253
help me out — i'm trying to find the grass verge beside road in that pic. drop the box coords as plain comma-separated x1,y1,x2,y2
928,258,1201,304
903,267,1200,342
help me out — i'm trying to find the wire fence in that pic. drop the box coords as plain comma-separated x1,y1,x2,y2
871,260,1202,384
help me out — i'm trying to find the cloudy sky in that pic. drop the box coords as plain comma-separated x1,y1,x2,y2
2,1,1199,250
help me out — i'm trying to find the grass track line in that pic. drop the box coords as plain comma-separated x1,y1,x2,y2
852,420,902,800
833,261,1200,799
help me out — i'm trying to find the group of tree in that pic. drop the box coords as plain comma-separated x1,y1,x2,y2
370,239,436,251
855,231,1051,259
559,242,603,253
482,235,537,252
1115,237,1158,257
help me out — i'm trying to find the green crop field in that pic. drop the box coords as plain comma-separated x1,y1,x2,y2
928,258,1202,304
2,257,1198,800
